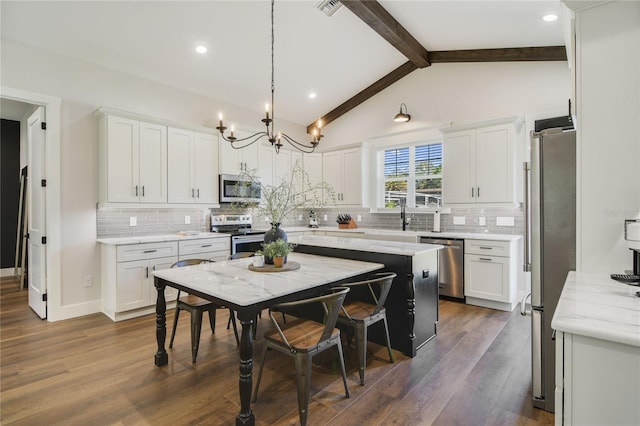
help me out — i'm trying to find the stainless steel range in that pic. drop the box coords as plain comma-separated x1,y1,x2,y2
210,214,265,255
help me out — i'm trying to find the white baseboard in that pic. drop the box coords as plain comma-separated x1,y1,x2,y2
48,300,102,322
1,268,19,278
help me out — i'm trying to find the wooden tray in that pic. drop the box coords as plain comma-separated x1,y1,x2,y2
248,261,300,273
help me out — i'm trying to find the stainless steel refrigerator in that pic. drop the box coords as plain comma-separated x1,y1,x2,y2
523,127,576,413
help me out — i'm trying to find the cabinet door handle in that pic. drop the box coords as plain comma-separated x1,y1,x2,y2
477,187,480,198
145,266,149,279
142,185,145,197
197,188,200,198
143,249,158,253
479,257,493,261
201,244,212,248
471,187,474,198
135,185,139,196
152,265,156,272
479,246,493,250
192,188,195,198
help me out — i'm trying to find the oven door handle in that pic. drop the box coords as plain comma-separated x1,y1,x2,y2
231,234,266,243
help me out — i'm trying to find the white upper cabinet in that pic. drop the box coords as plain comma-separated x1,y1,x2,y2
167,127,218,204
218,129,259,175
99,114,167,204
274,149,292,184
257,144,275,188
322,147,362,206
138,122,168,203
303,153,322,188
442,117,523,205
193,133,218,204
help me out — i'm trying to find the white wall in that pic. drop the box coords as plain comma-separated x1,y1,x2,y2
1,37,571,319
1,40,305,318
321,61,571,149
575,1,640,274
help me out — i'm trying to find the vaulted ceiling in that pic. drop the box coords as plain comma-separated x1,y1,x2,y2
1,1,567,128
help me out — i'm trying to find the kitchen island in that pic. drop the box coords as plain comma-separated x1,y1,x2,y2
288,235,443,357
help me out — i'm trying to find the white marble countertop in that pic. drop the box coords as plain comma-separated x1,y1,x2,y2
97,232,229,245
288,235,442,256
551,271,640,347
276,226,521,242
152,252,384,307
97,227,521,246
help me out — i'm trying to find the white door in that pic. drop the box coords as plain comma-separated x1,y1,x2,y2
27,107,47,318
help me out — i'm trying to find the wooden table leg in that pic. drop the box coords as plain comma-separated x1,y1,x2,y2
154,278,168,366
236,311,255,426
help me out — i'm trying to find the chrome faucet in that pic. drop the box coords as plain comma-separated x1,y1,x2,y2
399,198,408,231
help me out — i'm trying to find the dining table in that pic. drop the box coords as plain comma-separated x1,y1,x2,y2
152,252,384,425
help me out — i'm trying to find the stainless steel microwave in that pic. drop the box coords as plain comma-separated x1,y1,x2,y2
219,174,262,203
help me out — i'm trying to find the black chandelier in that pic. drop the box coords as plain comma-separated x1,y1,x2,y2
216,0,323,154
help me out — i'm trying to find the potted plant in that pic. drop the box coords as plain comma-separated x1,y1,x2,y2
262,239,294,268
236,160,335,263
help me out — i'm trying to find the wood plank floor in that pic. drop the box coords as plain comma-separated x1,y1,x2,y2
0,277,554,425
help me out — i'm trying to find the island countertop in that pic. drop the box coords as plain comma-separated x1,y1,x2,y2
551,271,640,348
264,226,522,242
288,234,443,256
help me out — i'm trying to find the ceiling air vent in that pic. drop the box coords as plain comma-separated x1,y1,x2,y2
317,0,343,17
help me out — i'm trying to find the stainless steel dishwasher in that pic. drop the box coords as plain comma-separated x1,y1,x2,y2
420,237,464,300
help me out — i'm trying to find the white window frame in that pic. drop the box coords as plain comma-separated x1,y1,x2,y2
362,124,450,213
376,141,444,209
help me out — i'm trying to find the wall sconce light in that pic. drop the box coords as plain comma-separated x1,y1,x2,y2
393,103,411,123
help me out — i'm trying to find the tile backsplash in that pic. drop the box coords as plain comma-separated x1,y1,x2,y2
97,205,523,238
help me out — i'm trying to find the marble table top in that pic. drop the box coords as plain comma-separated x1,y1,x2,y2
152,252,384,307
552,271,640,347
288,234,442,256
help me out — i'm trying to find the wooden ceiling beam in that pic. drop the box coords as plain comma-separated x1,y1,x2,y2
307,2,568,133
306,61,418,134
429,46,567,63
341,0,430,68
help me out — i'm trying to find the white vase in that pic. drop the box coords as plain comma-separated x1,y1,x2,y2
252,255,265,267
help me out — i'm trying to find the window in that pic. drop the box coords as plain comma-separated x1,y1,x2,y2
383,142,442,208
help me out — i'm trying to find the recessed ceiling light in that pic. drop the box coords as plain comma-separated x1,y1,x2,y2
542,14,558,22
195,45,208,54
308,92,317,99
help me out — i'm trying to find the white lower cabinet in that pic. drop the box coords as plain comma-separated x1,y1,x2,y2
464,239,518,311
555,331,640,426
178,237,230,262
116,256,177,312
101,236,230,322
102,241,178,321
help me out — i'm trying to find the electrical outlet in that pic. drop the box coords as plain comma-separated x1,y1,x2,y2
84,275,93,287
497,216,515,226
357,215,362,222
129,216,137,227
323,214,328,221
184,215,191,225
479,216,486,226
453,216,465,225
298,214,302,221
